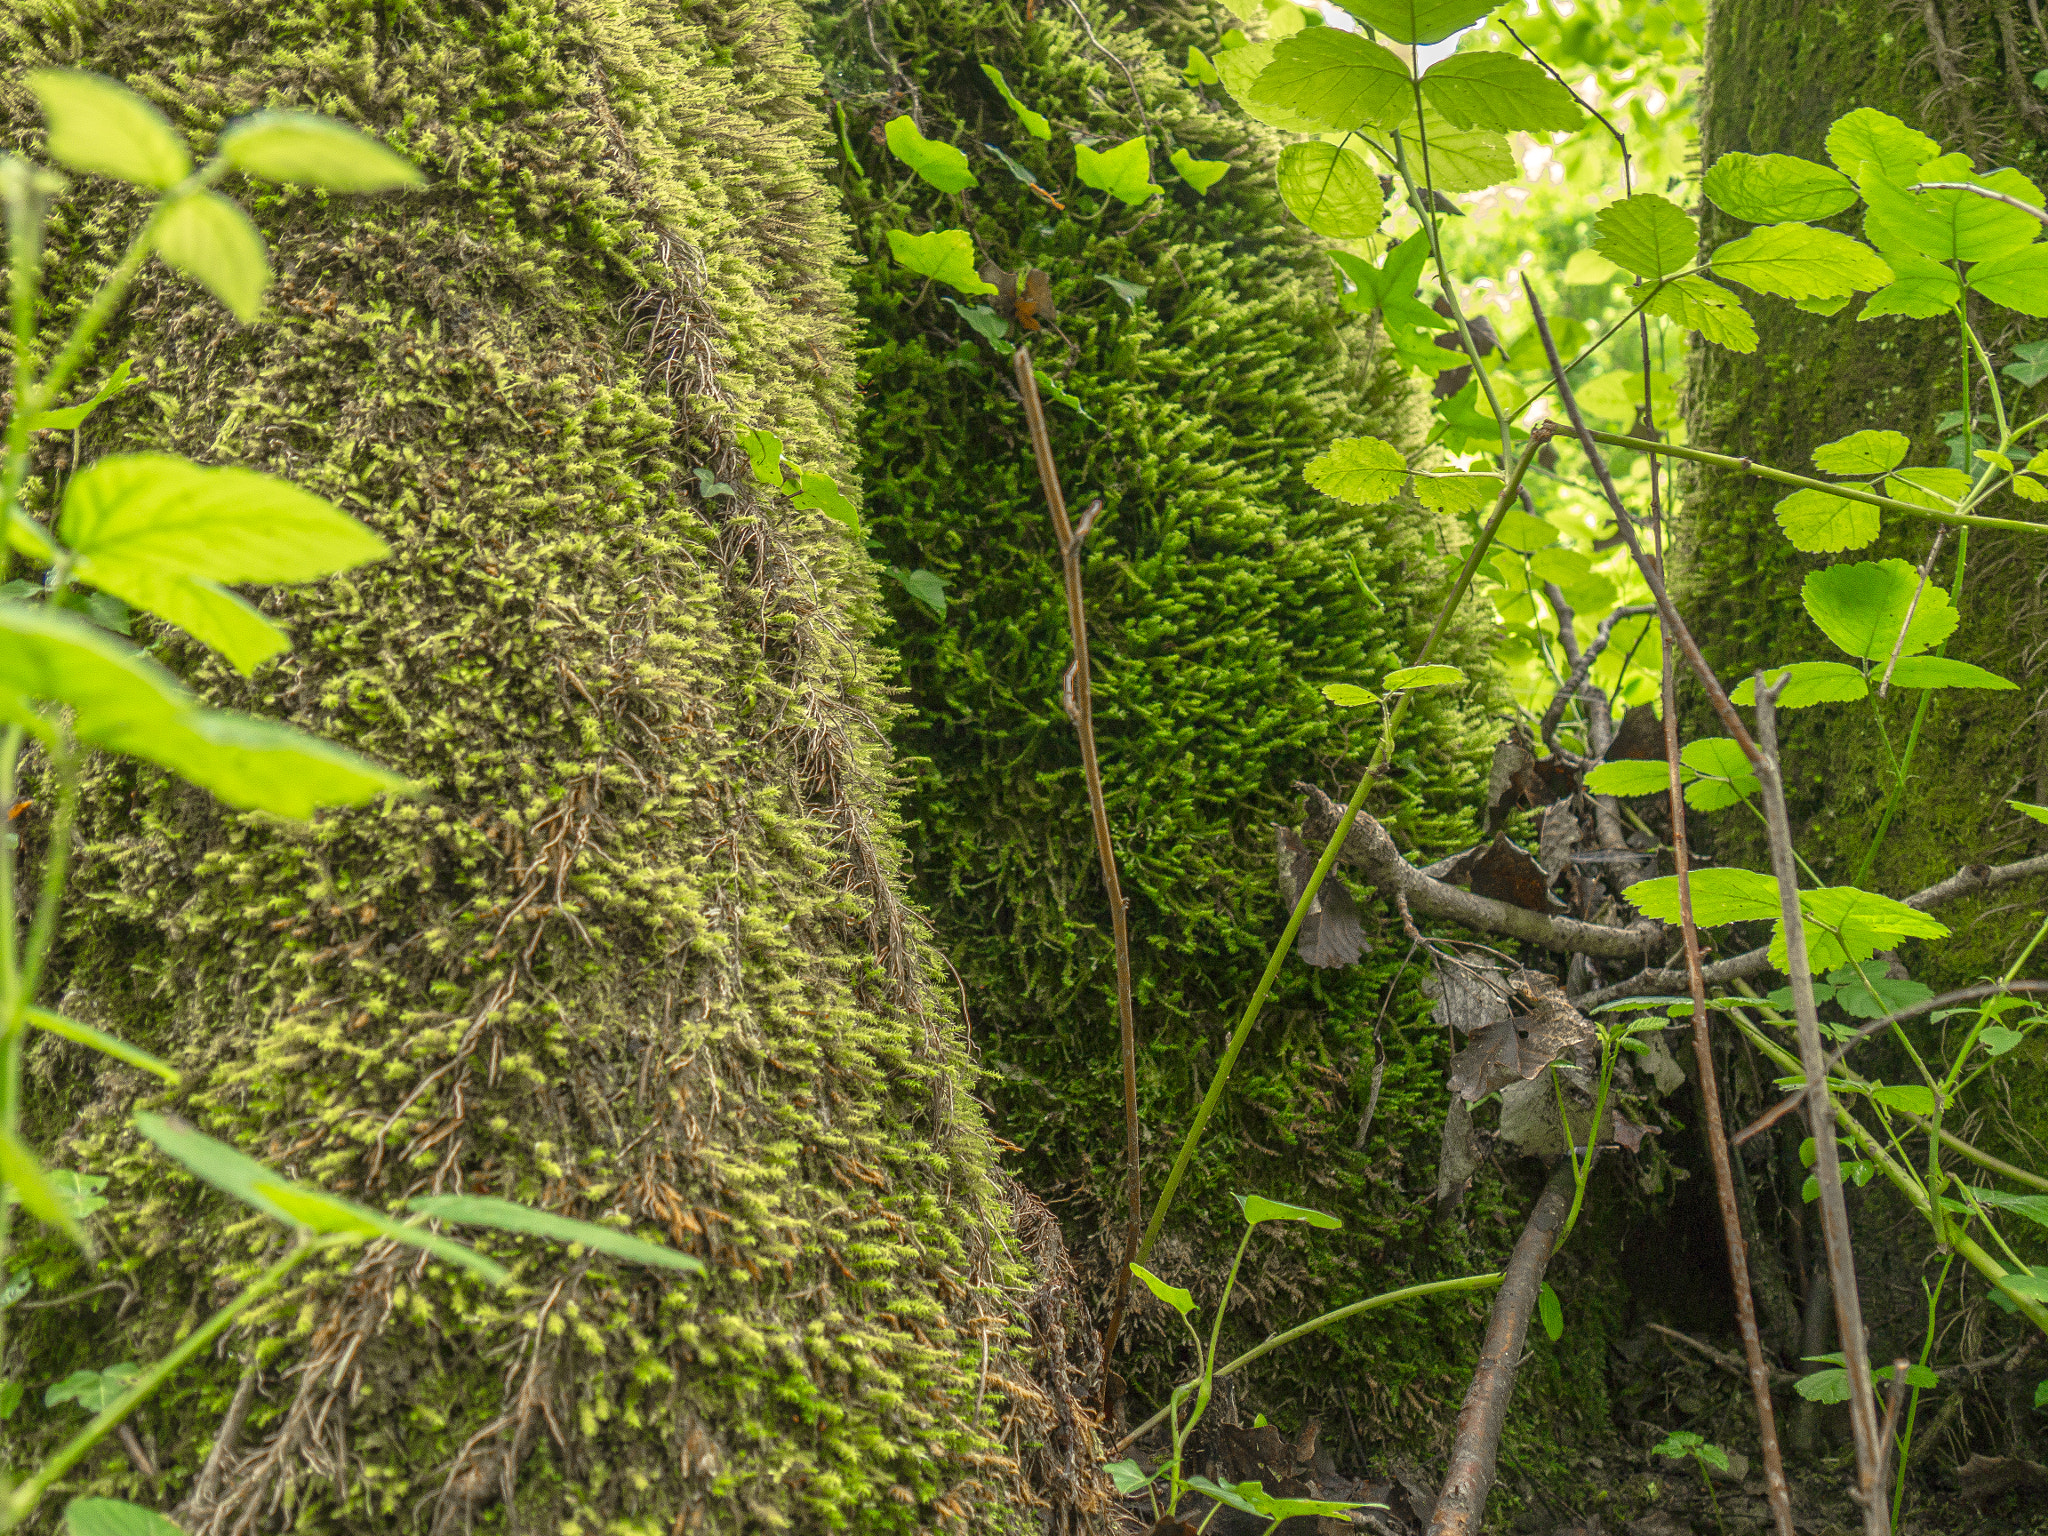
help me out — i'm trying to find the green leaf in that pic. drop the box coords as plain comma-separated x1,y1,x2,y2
408,1194,702,1273
1337,0,1499,44
1814,430,1911,475
1391,104,1517,192
1679,736,1759,812
1860,156,2044,263
1217,43,1321,134
884,116,976,194
1858,251,1961,320
1876,1361,1941,1390
1103,1460,1156,1496
1239,1193,1342,1228
2010,800,2048,825
1886,463,1972,507
1183,1476,1263,1517
139,709,412,818
790,472,860,532
1695,1443,1730,1472
1626,868,1783,926
1871,1083,1937,1115
1886,656,2016,690
1322,683,1379,708
1493,507,1561,553
1982,1024,2028,1055
1419,52,1583,134
1538,1281,1564,1342
153,190,272,321
0,599,190,740
1098,274,1148,307
26,1006,176,1082
47,1170,108,1221
737,429,784,488
1966,1186,2048,1231
1774,886,1950,973
1711,223,1893,301
886,229,998,295
65,1499,185,1536
1184,46,1222,86
1130,1261,1195,1317
1824,108,1940,182
1826,968,1935,1020
1305,435,1407,504
46,1365,138,1413
1384,664,1464,691
1802,558,1958,660
1796,1367,1851,1403
941,297,1009,349
1075,137,1161,207
1653,1431,1705,1457
1775,488,1881,553
1169,147,1230,195
1249,29,1411,134
27,70,191,189
1593,193,1698,280
1730,661,1870,708
1412,471,1503,513
1704,152,1859,223
1968,244,2048,317
1585,760,1672,797
2005,339,2048,386
1797,294,1854,317
217,111,423,191
1276,141,1383,238
893,567,947,616
1643,275,1757,353
0,1130,92,1253
980,65,1050,140
25,360,136,433
135,1112,508,1285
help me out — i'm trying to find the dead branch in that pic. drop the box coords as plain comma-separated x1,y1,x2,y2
1298,784,1663,960
1649,1323,1801,1388
1536,600,1656,756
1427,1161,1578,1536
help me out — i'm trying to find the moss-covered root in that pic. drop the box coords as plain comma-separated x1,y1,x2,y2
0,2,1035,1531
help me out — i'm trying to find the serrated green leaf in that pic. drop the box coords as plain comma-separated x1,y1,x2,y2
1824,107,1940,182
1337,0,1499,44
1493,507,1561,553
1797,294,1853,316
27,70,191,189
1593,193,1698,280
1814,430,1911,474
1538,1281,1564,1342
154,190,272,321
1885,655,2016,690
1860,156,2044,263
1968,244,2048,317
1239,1193,1342,1228
886,229,998,295
1383,664,1464,690
64,1499,184,1536
1826,968,1934,1020
1774,488,1881,553
885,116,977,194
1217,42,1320,134
218,111,422,191
1585,759,1671,797
2011,800,2048,825
1729,662,1869,709
1679,736,1759,812
1322,683,1379,708
408,1194,703,1273
2005,339,2048,386
1170,146,1230,195
1393,104,1518,192
1858,250,1961,320
1419,51,1583,134
1627,868,1783,926
1802,558,1958,660
1773,886,1950,973
1704,152,1858,223
1643,275,1757,352
1712,223,1893,300
1796,1367,1851,1403
1277,141,1382,237
1130,1261,1195,1316
1305,436,1407,504
980,65,1050,140
1884,465,1972,509
1249,29,1411,134
1412,471,1502,513
1075,137,1160,206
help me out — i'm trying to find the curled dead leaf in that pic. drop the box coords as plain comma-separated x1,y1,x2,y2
1276,826,1368,968
1465,833,1558,914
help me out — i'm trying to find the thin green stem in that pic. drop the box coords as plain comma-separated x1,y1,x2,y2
1133,433,1550,1265
1891,1250,1956,1529
17,738,75,1008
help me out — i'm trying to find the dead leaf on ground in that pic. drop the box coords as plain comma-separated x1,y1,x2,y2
1512,970,1598,1073
1447,1015,1533,1101
1605,703,1665,762
1608,1110,1655,1154
1434,1094,1485,1203
1484,730,1539,833
1423,957,1512,1037
981,264,1057,331
1466,833,1558,913
1276,826,1368,968
1537,798,1581,881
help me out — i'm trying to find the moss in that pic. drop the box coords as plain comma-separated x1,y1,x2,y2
0,1,1035,1530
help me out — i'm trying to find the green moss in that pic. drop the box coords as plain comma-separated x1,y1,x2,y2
0,2,1034,1530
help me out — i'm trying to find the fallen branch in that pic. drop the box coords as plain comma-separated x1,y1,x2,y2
1427,1161,1578,1536
1299,784,1663,960
1649,1322,1800,1388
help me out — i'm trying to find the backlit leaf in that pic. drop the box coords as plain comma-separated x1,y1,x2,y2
1643,275,1757,352
26,1007,177,1082
1390,103,1517,192
1075,137,1161,206
1776,886,1949,973
1729,662,1869,708
1218,43,1323,134
25,360,136,433
1584,760,1671,796
885,116,976,194
1968,244,2048,317
1337,0,1499,44
1419,51,1583,134
27,70,191,189
1305,436,1407,504
1885,656,2016,690
1858,250,1962,319
1412,471,1502,513
137,709,413,818
1383,664,1464,690
1170,147,1230,195
1239,1193,1342,1229
1814,430,1910,474
1679,736,1759,813
1626,868,1783,926
217,111,422,191
886,229,998,295
1825,108,1939,182
1538,1281,1563,1342
1802,558,1958,660
1249,28,1411,134
1130,1261,1195,1317
76,564,286,674
1704,152,1858,223
1593,193,1698,280
737,428,784,487
1322,683,1379,708
2011,800,2048,825
1277,141,1383,238
1774,488,1881,552
1884,465,1972,509
64,1499,184,1536
1860,156,2043,263
980,65,1050,140
154,190,271,321
409,1194,703,1273
1493,507,1560,553
1712,223,1893,300
790,471,861,532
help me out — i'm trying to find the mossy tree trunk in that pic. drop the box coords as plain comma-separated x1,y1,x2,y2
0,4,1037,1532
1682,0,2048,978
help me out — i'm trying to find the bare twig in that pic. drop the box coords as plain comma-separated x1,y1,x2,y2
1663,643,1796,1536
1298,784,1663,959
1755,679,1888,1536
1537,602,1657,756
1427,1161,1579,1536
1876,528,1948,698
1649,1322,1801,1388
1908,181,2048,226
1014,349,1142,1401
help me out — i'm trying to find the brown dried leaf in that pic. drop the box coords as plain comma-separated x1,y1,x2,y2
1466,833,1558,913
1434,1094,1485,1202
1606,703,1666,761
1512,970,1599,1074
1609,1110,1655,1153
1484,730,1539,833
1276,827,1368,968
1424,957,1512,1036
1537,799,1581,881
1447,1015,1527,1101
981,264,1057,331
